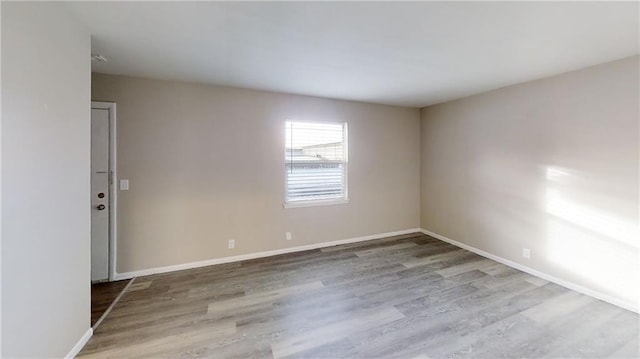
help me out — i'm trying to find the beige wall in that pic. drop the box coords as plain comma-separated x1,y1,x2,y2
1,2,91,357
421,56,639,309
92,74,420,273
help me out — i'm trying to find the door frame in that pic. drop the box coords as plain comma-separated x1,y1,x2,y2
91,101,118,281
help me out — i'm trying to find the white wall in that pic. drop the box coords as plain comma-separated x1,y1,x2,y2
1,2,91,357
92,74,421,274
421,56,639,310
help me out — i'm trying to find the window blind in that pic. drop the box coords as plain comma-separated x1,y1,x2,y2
285,121,347,203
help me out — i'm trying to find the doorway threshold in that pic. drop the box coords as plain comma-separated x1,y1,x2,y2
91,278,135,329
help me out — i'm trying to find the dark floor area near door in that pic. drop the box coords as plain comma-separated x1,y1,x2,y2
91,279,131,326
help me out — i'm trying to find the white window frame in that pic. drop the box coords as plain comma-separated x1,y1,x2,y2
283,120,349,208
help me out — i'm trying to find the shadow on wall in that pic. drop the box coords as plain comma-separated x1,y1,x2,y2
544,166,640,304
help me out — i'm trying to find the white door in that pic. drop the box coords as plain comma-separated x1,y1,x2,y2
91,108,110,282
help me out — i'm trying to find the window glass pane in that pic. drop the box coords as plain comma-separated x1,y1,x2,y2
285,121,347,202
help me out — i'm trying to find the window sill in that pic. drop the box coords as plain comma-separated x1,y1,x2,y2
283,198,349,209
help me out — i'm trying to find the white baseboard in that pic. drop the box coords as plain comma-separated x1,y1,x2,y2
114,228,422,280
420,228,639,313
65,327,92,359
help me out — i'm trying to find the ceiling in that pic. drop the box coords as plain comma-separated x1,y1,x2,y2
68,2,639,108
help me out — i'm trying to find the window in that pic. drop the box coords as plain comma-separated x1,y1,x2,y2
285,121,348,206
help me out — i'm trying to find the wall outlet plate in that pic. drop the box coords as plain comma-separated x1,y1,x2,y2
285,232,292,241
522,248,531,259
228,239,235,249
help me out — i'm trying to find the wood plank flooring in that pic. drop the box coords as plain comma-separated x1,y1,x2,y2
91,279,131,327
78,233,639,358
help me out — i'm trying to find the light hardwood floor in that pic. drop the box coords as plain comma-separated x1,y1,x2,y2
79,233,639,358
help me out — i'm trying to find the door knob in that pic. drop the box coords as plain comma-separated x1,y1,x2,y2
96,204,106,211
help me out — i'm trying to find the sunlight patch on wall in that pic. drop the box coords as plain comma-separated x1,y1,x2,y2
545,217,639,302
544,166,640,303
545,167,571,183
546,188,639,248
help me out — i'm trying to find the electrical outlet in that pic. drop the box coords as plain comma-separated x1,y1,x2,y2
522,248,531,259
285,232,292,241
228,239,235,249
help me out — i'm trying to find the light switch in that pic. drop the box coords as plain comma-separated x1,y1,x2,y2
119,179,129,191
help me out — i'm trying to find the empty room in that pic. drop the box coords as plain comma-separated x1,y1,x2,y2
1,1,639,358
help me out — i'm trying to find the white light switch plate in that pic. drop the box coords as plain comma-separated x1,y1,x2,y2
119,179,129,191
